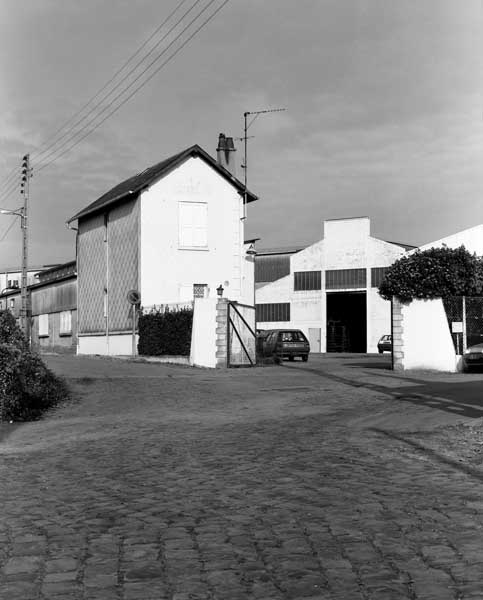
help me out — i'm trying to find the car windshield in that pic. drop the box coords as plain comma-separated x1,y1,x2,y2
280,331,304,342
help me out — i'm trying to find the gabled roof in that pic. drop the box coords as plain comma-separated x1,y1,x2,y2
384,240,417,251
68,144,257,223
256,245,306,256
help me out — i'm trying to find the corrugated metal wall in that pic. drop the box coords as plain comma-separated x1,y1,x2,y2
371,267,389,288
325,268,366,289
77,198,139,335
31,279,76,315
255,255,291,283
107,199,139,332
78,213,106,334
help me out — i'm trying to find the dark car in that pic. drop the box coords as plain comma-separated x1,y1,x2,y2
260,329,310,363
377,334,392,354
463,343,483,372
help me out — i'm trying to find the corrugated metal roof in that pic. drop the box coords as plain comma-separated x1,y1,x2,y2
384,240,417,251
256,246,306,256
37,260,77,284
68,144,257,223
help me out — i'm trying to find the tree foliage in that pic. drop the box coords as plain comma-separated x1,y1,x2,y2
0,311,70,421
378,246,483,303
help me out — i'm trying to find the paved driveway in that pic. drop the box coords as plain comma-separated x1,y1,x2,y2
1,354,483,599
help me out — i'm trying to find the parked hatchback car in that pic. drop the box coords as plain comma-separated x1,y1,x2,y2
377,334,392,354
260,329,310,363
463,343,483,372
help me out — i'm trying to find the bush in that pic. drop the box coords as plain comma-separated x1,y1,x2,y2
379,246,483,303
0,311,70,421
0,310,28,349
138,307,193,356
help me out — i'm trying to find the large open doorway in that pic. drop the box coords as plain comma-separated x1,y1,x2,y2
326,292,366,352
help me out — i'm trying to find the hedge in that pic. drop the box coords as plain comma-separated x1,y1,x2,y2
138,307,193,356
0,311,70,421
379,246,483,303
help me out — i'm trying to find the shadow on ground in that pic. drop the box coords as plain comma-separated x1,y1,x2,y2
290,355,483,419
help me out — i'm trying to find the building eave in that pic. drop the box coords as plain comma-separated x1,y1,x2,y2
67,144,258,224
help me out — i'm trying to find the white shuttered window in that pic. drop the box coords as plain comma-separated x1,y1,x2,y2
39,314,49,337
60,310,72,335
179,202,208,248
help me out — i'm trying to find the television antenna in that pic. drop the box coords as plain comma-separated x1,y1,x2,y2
241,107,286,219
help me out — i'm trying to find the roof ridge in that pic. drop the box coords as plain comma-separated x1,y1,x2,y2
68,144,255,223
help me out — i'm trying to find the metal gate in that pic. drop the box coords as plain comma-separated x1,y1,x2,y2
227,301,256,367
443,296,483,354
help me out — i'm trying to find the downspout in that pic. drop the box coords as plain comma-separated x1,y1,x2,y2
66,221,79,352
105,213,109,355
239,193,244,301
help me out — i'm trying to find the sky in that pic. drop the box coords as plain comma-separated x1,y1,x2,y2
0,0,482,268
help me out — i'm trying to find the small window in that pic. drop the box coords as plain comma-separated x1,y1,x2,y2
60,310,72,335
294,271,321,291
371,267,389,288
256,303,290,322
326,269,366,290
9,298,15,309
193,284,208,299
39,313,49,337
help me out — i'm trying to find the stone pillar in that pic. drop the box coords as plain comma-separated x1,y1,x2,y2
215,298,229,368
392,297,404,371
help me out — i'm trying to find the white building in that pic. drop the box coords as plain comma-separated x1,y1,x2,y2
0,265,55,293
255,217,413,353
67,138,257,356
417,223,483,255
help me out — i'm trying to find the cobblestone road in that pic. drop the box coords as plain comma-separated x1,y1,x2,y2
1,354,483,599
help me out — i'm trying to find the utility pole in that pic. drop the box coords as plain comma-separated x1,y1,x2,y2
20,154,32,341
241,107,286,219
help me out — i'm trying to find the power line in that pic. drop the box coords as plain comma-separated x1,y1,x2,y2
34,0,219,171
0,217,18,243
0,183,20,205
0,0,211,189
33,0,202,163
32,0,191,159
35,0,230,173
0,165,20,194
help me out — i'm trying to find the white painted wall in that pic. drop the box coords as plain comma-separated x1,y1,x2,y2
256,274,291,303
401,298,457,372
140,156,252,307
0,268,42,292
190,297,217,368
78,333,137,356
323,217,370,268
418,224,483,255
368,288,391,350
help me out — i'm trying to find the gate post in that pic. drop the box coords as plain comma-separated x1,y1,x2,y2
392,296,404,371
215,298,229,368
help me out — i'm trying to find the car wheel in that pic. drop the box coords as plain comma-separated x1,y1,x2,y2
302,355,308,362
378,348,383,354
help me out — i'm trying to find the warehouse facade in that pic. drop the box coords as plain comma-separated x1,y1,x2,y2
255,217,413,353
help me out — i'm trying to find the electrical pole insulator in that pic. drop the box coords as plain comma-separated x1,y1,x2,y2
19,153,31,343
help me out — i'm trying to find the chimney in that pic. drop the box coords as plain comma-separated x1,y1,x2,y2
216,133,236,176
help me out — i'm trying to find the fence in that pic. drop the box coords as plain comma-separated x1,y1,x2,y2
227,302,256,367
443,296,483,354
141,301,193,314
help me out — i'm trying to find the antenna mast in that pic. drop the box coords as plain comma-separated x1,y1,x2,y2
242,107,286,219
